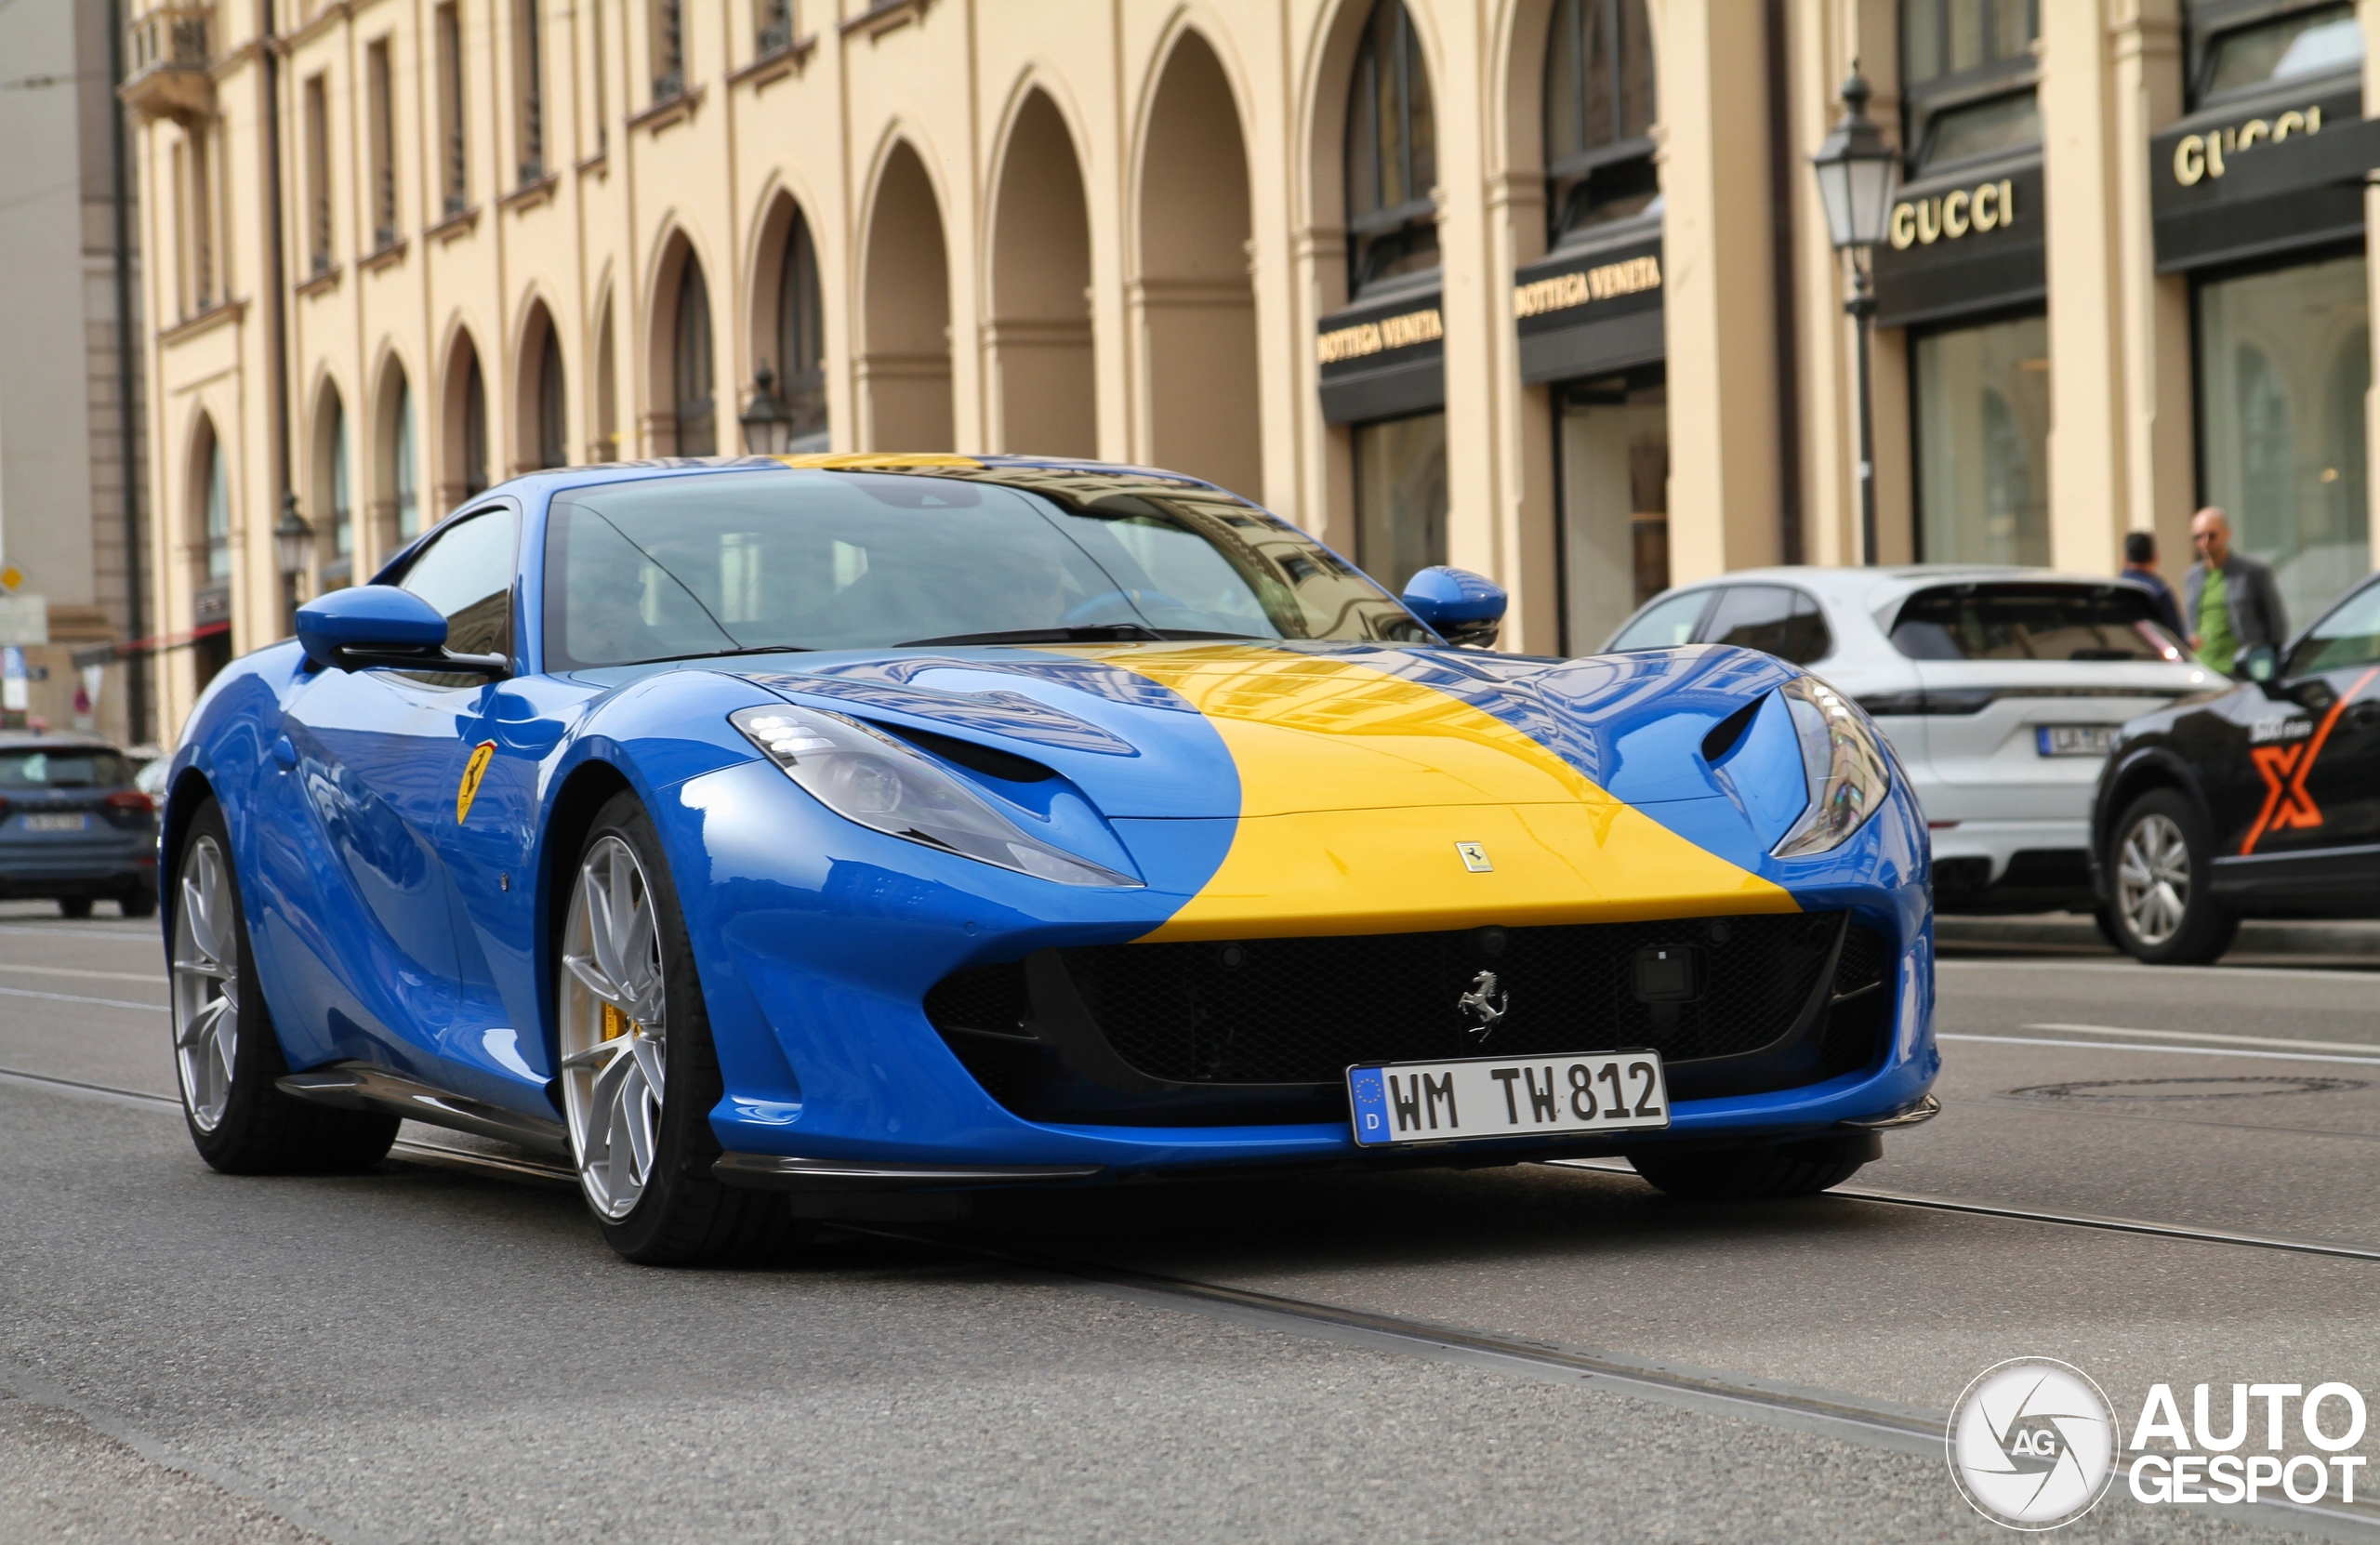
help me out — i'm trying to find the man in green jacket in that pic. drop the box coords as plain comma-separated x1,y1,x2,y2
2184,507,2287,678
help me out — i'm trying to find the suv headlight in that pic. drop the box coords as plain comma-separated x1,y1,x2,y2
730,705,1141,888
1772,675,1891,858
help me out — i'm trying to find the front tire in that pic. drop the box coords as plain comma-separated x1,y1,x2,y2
58,897,92,919
558,792,807,1265
1629,1135,1877,1200
120,889,158,919
2106,789,2237,965
170,799,399,1173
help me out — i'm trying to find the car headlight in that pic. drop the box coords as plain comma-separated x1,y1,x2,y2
729,705,1141,888
1771,675,1891,859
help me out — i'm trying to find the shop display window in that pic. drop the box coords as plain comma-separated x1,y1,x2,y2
2196,253,2370,630
1558,376,1668,653
1353,412,1447,598
1913,312,2050,566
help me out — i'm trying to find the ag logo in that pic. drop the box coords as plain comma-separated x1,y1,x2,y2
1948,1358,2120,1530
455,740,497,824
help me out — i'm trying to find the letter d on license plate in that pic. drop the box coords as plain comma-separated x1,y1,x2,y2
1347,1050,1670,1147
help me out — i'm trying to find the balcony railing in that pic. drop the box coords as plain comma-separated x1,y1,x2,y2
123,2,215,122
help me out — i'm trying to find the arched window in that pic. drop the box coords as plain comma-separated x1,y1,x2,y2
1544,0,1658,244
536,324,567,469
194,417,233,690
202,425,231,582
322,390,352,583
775,211,828,451
674,258,716,455
462,352,489,496
390,373,420,541
1344,0,1437,297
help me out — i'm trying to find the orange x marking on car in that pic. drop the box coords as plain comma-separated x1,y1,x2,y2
2241,667,2380,855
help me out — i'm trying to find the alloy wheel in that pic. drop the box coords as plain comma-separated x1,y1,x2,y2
170,834,240,1130
2115,812,2191,948
559,835,668,1221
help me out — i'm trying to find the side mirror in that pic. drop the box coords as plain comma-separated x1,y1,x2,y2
1401,566,1507,649
297,585,507,677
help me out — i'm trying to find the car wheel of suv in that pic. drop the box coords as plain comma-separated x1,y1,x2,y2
557,791,811,1266
2108,789,2238,965
58,897,92,919
1628,1134,1878,1200
171,799,400,1173
120,890,157,919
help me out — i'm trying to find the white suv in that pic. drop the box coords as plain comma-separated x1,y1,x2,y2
1603,566,2215,912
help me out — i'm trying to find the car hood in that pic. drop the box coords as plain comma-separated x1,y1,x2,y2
739,641,1824,936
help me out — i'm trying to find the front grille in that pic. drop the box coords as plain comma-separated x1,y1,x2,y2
925,912,1901,1126
1065,914,1839,1084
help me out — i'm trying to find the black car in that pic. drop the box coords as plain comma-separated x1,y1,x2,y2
2092,574,2380,962
0,733,159,918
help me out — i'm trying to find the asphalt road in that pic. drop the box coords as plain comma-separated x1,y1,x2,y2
3,903,2376,1543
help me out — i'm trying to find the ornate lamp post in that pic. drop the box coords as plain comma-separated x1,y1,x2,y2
739,363,795,456
1809,68,1900,566
273,493,315,633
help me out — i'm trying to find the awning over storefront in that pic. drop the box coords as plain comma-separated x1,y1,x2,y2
1513,233,1663,386
2150,85,2378,272
1872,161,2043,332
1315,289,1445,424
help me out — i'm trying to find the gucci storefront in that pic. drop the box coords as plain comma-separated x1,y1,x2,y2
2153,2,2378,633
1874,6,2050,568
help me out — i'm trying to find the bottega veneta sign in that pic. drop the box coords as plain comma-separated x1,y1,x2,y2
1511,254,1660,319
1316,308,1443,364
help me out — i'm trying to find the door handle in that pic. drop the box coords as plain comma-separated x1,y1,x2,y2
271,734,298,771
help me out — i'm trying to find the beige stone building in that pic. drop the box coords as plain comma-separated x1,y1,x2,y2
120,0,2380,740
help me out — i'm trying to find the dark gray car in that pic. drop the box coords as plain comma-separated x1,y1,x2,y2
0,734,158,917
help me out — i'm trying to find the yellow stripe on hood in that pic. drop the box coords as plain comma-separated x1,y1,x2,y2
1070,645,1798,940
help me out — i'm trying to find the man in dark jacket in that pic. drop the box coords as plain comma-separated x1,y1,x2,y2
2184,507,2287,678
2120,530,2186,640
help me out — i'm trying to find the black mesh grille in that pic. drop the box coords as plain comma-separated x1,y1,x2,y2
922,963,1033,1039
1817,923,1893,1080
1060,913,1840,1085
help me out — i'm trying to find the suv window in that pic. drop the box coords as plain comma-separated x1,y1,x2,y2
399,506,518,659
1888,582,2180,662
0,748,129,787
1700,585,1831,665
1605,588,1714,653
2283,580,2380,679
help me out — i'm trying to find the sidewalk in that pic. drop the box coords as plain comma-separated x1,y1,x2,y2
1936,912,2380,958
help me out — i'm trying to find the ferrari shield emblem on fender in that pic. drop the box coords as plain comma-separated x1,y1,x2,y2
456,740,497,824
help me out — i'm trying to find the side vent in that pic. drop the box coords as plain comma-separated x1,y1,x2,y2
1700,697,1765,764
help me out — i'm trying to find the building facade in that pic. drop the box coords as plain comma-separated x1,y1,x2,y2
120,0,2380,741
1,0,148,743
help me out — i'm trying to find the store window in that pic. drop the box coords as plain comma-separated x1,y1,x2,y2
2196,253,2370,630
1354,412,1446,596
1344,0,1437,298
674,258,716,456
775,211,828,452
1913,313,2050,565
2197,3,2360,101
1542,0,1658,246
1901,0,2040,171
1558,375,1668,653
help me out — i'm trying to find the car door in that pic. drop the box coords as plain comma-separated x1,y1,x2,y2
2221,579,2380,905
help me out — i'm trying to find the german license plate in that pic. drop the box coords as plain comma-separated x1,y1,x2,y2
1348,1050,1670,1147
21,812,87,832
2036,724,2117,758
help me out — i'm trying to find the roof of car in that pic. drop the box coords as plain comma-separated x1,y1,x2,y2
1661,564,2156,608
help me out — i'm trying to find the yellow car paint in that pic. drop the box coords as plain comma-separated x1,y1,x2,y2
1068,644,1798,941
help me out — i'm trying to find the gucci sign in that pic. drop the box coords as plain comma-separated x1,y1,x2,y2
1889,178,2016,250
2172,105,2325,186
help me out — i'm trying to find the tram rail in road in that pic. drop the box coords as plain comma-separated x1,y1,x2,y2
8,1056,2380,1539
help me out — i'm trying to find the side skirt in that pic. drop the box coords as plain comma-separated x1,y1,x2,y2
277,1063,571,1156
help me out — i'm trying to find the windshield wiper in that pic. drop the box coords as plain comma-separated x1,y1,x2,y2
896,624,1167,647
638,644,817,665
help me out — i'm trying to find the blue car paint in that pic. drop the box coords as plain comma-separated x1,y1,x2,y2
164,456,1939,1182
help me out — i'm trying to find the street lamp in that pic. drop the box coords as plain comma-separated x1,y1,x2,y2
1809,67,1899,567
274,493,315,632
739,363,795,456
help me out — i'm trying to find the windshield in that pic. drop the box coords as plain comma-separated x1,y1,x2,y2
0,749,129,788
1886,583,2187,663
2284,581,2380,678
544,469,1429,667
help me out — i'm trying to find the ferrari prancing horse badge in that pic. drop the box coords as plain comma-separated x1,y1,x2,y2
456,740,497,824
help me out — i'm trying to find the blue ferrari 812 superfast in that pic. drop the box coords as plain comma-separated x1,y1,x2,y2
161,455,1937,1262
